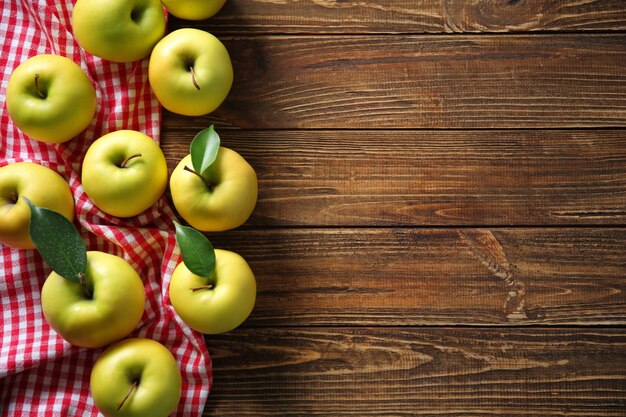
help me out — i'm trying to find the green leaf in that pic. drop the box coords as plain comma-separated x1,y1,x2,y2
190,125,220,175
174,222,216,278
24,197,86,283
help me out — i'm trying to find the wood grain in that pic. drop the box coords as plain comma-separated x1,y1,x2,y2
171,0,626,34
161,129,626,226
203,327,626,416
204,228,626,326
162,5,626,416
162,34,626,129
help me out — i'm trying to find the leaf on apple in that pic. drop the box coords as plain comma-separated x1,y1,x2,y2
24,197,87,283
190,125,220,175
174,221,216,278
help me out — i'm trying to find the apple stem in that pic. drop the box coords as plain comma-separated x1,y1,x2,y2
34,74,46,99
9,191,18,204
183,166,216,192
190,284,214,292
119,153,142,168
78,272,93,299
189,66,200,90
117,380,139,411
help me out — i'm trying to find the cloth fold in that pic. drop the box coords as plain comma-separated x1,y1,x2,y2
0,1,212,415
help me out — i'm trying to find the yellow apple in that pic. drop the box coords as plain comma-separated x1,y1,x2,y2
0,162,74,249
82,130,168,218
148,28,233,116
91,338,182,417
6,54,97,143
41,251,145,348
170,249,256,334
161,0,227,20
72,0,166,63
169,149,257,231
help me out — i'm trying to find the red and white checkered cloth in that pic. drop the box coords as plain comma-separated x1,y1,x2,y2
0,1,212,415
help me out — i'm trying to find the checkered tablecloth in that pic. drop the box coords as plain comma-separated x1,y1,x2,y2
0,1,212,415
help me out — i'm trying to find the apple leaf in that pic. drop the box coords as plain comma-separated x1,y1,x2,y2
190,125,220,175
24,197,86,283
174,222,216,278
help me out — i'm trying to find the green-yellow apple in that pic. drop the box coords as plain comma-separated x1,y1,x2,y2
170,248,256,334
82,130,168,218
72,0,166,63
91,338,182,417
148,28,233,116
169,149,257,231
0,162,74,249
41,251,145,348
6,54,97,143
161,0,227,20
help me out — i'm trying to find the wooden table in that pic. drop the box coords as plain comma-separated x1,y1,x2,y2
163,2,626,415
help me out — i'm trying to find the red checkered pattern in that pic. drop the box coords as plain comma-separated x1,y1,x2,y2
0,1,212,415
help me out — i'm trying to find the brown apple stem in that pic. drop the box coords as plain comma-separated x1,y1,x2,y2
9,191,18,204
190,284,214,292
117,380,139,411
78,272,92,299
34,74,46,98
183,166,215,192
119,153,142,168
189,66,200,90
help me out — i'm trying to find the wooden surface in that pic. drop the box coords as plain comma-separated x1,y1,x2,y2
192,0,626,34
162,1,626,415
162,129,626,226
163,34,626,129
204,328,626,416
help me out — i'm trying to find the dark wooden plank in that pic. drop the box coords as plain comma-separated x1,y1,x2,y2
162,129,626,226
171,0,626,34
202,228,626,326
162,34,626,129
203,328,626,416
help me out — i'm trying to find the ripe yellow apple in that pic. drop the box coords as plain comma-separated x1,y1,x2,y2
82,130,168,218
169,249,256,334
169,149,257,231
148,28,233,116
161,0,227,20
72,0,166,63
6,54,97,143
0,162,74,249
91,338,182,417
41,251,145,348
